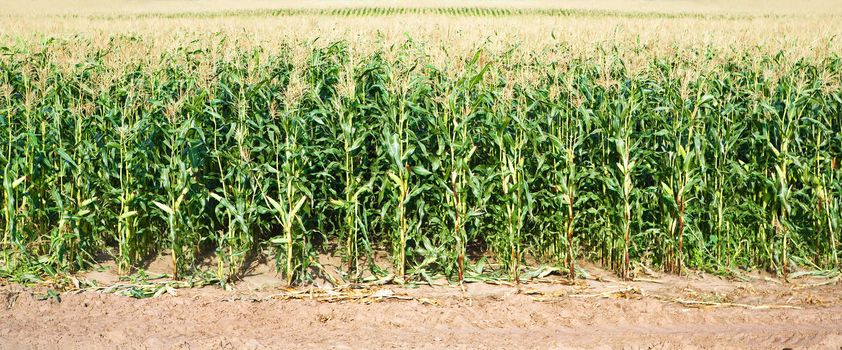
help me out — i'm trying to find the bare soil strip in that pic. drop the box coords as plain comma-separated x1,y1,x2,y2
2,265,841,349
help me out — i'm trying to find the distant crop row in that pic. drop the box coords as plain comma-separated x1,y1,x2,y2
0,39,840,284
80,7,781,21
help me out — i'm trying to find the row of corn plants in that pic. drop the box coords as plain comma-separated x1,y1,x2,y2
98,7,771,21
0,38,840,284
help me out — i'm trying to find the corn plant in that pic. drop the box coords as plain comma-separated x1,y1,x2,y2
544,72,594,279
264,93,310,285
326,61,376,276
381,60,426,280
437,52,486,281
598,75,646,280
488,86,532,281
656,75,712,274
152,94,203,279
207,57,269,281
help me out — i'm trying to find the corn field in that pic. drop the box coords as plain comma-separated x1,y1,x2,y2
84,7,791,20
0,36,840,285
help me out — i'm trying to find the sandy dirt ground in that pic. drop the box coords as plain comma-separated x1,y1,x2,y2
2,261,842,350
